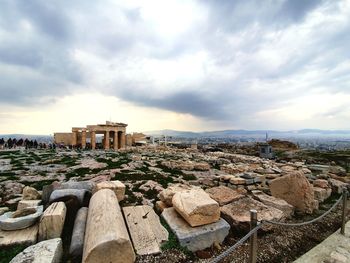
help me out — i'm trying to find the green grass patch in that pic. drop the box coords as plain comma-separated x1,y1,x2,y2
115,171,174,188
0,244,28,263
121,184,143,205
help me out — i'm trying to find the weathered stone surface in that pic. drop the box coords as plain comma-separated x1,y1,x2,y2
229,177,246,185
82,189,135,263
269,172,316,214
313,179,329,189
22,186,41,200
252,190,294,218
59,181,95,192
313,187,332,203
155,200,169,213
69,207,88,262
0,224,38,246
10,238,63,263
221,197,285,231
329,178,348,194
38,202,67,241
49,189,91,207
159,184,198,207
173,188,220,227
0,206,9,215
93,180,125,201
17,200,42,210
0,206,43,231
205,186,245,206
12,208,36,218
123,205,168,255
161,207,230,252
42,182,60,205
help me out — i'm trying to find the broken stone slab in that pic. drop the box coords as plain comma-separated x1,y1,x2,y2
69,207,88,262
17,200,42,210
173,188,220,227
229,177,246,185
252,190,294,218
0,206,43,231
22,186,41,200
10,238,63,263
92,180,125,201
123,205,168,255
159,184,197,206
155,201,169,213
0,224,38,246
221,197,285,231
328,178,348,194
313,179,329,189
38,202,67,241
49,189,91,207
59,181,96,192
269,171,316,214
161,207,230,252
313,187,332,203
82,189,135,263
205,186,245,206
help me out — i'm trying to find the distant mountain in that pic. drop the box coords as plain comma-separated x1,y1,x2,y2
144,129,350,138
0,134,53,142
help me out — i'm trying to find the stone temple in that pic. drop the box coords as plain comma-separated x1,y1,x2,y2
54,121,128,150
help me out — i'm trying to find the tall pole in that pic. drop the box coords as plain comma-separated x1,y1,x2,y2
249,209,258,263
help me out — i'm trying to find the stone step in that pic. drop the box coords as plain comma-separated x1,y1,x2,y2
123,205,168,255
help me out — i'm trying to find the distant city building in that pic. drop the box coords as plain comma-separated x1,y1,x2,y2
258,143,274,159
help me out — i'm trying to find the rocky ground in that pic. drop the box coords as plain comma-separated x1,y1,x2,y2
0,145,349,263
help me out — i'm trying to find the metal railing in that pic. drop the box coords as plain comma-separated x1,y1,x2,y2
210,188,348,263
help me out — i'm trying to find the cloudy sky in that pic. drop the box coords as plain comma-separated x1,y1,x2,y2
0,0,350,134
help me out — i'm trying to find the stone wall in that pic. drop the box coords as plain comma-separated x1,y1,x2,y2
54,133,73,145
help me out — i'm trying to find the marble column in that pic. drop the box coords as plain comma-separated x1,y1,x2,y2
72,132,77,147
121,132,126,149
81,130,86,149
113,131,118,150
91,131,96,150
104,131,110,150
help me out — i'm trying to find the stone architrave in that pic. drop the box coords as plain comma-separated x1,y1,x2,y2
93,181,125,201
69,207,88,262
82,189,135,263
38,202,67,241
10,238,63,263
161,207,230,252
269,171,315,214
172,188,220,227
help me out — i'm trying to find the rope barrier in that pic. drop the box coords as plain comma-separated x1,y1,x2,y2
210,192,345,263
210,223,263,263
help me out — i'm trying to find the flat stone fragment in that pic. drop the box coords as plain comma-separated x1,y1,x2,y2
221,197,285,231
59,181,95,192
123,205,168,255
159,184,196,206
161,207,230,252
10,238,63,263
173,188,220,227
205,186,245,206
229,177,246,185
93,180,125,201
69,207,88,262
49,189,91,206
0,224,38,246
38,202,67,241
252,190,294,218
22,186,41,200
17,200,42,210
0,206,43,231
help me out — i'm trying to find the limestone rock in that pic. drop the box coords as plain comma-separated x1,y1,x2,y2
12,208,36,218
229,177,246,185
82,189,135,263
69,207,88,262
221,197,284,231
93,180,125,201
17,200,42,210
23,186,41,200
59,181,96,192
49,189,91,207
159,184,196,206
194,162,210,171
269,171,315,214
0,224,38,246
155,201,169,213
0,206,43,231
161,207,230,252
252,190,294,218
313,179,329,189
172,188,220,227
329,178,348,194
10,238,63,263
0,207,9,215
38,202,67,241
205,186,245,206
313,187,332,203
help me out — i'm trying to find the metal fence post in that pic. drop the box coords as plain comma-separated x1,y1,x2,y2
249,209,258,263
341,188,348,235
